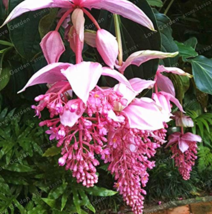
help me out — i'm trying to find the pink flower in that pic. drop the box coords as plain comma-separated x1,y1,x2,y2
166,132,201,180
19,62,130,103
152,91,184,123
166,132,201,153
1,0,156,31
155,65,192,96
111,78,165,130
174,112,194,127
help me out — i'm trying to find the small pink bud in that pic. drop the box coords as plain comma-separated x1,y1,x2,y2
40,31,65,64
58,157,66,166
39,121,47,126
35,95,45,101
96,29,118,68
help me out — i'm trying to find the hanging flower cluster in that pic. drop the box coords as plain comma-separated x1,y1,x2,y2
2,0,201,213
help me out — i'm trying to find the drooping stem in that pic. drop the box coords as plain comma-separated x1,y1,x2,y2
56,8,73,31
82,8,101,30
164,0,175,15
113,14,123,66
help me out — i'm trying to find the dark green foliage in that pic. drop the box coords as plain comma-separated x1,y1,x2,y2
0,105,117,214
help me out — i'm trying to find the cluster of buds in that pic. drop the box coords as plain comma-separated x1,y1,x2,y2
2,0,201,213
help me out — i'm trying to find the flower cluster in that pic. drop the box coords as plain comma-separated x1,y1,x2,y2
2,0,201,213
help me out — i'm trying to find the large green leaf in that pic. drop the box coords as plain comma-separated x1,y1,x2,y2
39,9,58,38
175,41,198,61
122,0,161,80
184,37,198,49
154,10,179,66
147,0,163,7
8,0,48,59
190,56,212,94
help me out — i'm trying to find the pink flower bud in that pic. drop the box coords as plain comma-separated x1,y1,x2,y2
35,95,45,101
96,29,118,68
58,157,66,166
40,31,65,64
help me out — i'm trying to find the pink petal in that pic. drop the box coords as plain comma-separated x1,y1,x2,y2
72,8,85,42
108,110,125,122
113,83,136,105
60,99,85,127
84,30,97,48
123,98,164,130
119,51,178,72
166,132,181,148
40,31,65,64
181,132,202,142
1,0,73,27
102,67,132,89
129,78,155,94
96,29,118,68
82,0,155,30
18,63,70,93
157,65,192,77
61,62,102,103
160,91,184,112
179,139,189,153
152,93,172,122
156,73,175,96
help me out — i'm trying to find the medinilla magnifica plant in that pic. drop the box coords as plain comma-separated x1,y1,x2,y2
1,0,202,213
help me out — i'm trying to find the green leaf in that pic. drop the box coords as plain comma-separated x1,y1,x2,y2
8,0,49,59
61,191,69,211
147,0,163,7
184,37,198,49
43,146,61,157
85,186,117,197
154,10,178,66
0,40,13,47
0,67,11,91
79,190,95,213
175,41,198,61
39,9,58,38
73,190,81,214
2,163,34,172
168,74,190,101
13,199,26,214
41,198,56,208
48,183,67,200
190,56,212,94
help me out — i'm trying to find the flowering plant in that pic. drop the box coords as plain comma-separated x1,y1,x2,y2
1,0,203,213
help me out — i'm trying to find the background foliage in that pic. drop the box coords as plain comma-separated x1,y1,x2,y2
0,0,212,213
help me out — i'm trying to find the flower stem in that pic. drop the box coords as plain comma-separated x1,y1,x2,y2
164,0,175,15
82,8,101,30
113,14,123,66
56,8,73,31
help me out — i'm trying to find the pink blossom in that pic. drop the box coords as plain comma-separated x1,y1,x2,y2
1,0,156,31
166,132,201,180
